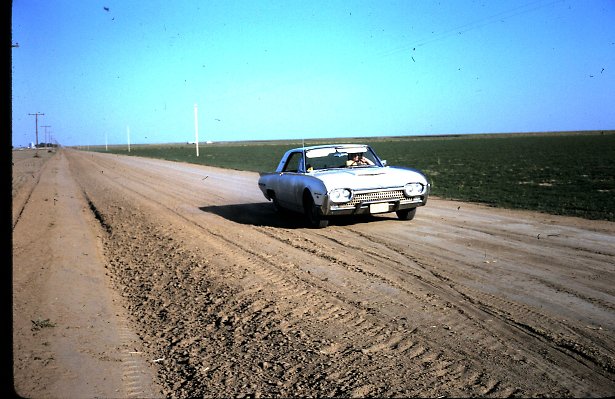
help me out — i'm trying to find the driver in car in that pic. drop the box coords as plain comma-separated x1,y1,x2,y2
347,153,374,166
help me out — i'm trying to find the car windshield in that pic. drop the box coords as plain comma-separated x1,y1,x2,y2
304,146,380,171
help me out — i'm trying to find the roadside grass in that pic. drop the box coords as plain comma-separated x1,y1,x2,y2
31,318,56,331
88,131,615,221
370,133,615,221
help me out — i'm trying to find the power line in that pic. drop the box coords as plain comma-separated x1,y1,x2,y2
376,0,565,58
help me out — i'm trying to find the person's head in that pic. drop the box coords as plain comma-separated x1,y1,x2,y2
350,153,361,160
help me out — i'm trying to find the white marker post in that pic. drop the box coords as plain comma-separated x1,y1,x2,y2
127,126,131,152
194,103,199,157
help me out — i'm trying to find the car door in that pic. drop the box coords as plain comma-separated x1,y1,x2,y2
274,151,305,211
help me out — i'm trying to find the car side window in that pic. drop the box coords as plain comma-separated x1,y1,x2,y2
283,152,303,173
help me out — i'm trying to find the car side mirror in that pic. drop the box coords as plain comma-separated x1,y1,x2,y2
381,160,387,166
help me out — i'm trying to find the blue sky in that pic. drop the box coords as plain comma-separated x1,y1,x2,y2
11,0,615,147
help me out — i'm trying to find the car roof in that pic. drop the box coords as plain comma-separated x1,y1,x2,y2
289,144,369,152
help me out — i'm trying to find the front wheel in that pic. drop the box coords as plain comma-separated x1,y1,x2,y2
396,207,417,221
304,193,329,228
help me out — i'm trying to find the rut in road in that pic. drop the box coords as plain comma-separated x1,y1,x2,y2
67,150,615,398
12,152,54,230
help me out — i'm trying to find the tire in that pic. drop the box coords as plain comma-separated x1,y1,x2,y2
304,192,329,228
396,207,417,221
268,191,285,214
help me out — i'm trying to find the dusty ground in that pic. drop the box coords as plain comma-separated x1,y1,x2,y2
11,148,615,398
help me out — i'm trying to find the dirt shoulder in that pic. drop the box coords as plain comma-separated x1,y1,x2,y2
12,149,161,398
12,148,615,398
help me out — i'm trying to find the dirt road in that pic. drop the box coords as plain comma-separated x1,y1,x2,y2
12,148,615,398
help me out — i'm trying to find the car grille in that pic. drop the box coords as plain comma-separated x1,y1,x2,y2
347,190,405,206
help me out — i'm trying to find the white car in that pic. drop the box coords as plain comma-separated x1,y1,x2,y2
258,144,430,228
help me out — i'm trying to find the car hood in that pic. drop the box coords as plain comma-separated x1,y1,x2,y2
313,166,428,191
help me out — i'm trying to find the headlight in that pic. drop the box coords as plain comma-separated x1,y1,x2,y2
329,188,353,203
403,183,424,197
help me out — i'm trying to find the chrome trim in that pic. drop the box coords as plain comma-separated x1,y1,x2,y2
346,189,405,206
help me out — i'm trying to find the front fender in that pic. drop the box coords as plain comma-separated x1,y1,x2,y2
302,177,328,207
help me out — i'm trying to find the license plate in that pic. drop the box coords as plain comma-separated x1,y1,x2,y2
369,203,390,214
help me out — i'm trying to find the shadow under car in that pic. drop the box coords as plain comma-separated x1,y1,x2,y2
199,202,397,228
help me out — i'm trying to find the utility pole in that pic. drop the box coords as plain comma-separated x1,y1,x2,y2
28,112,45,147
41,125,51,148
194,103,199,157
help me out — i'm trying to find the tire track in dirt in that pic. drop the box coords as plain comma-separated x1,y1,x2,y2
240,207,615,395
304,233,588,387
110,207,526,396
131,203,486,395
116,324,163,398
343,225,615,381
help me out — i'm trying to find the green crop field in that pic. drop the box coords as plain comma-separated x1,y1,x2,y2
87,131,615,221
